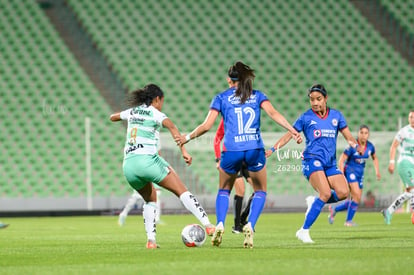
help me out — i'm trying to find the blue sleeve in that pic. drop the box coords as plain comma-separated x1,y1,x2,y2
258,91,269,105
370,143,376,155
210,95,221,112
338,111,347,130
343,146,354,156
293,115,303,133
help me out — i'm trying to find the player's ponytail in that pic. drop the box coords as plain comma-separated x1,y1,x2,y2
229,61,255,104
127,84,164,107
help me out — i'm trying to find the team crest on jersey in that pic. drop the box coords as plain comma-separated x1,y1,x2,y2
350,173,356,181
313,129,321,138
331,119,338,127
313,160,321,167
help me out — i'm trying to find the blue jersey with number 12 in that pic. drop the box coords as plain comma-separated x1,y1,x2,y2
210,87,269,151
293,108,348,164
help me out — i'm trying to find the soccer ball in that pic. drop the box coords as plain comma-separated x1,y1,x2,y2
181,224,206,247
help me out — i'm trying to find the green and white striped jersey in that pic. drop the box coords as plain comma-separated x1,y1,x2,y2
395,125,414,164
120,105,167,157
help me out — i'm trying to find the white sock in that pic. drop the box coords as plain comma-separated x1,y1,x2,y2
388,192,411,214
143,202,157,241
156,189,161,223
120,191,141,216
410,190,414,211
179,191,211,226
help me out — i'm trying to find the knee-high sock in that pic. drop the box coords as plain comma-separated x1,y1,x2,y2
143,202,157,241
179,191,211,226
234,195,244,227
334,200,351,213
240,193,254,223
120,191,142,216
326,190,340,204
387,192,412,214
346,201,359,222
216,189,230,225
155,189,161,223
410,195,414,211
303,198,325,229
248,191,267,230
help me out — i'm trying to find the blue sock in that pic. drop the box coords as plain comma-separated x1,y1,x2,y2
326,190,340,203
303,198,325,229
334,200,351,212
215,189,230,225
346,201,359,222
247,191,267,230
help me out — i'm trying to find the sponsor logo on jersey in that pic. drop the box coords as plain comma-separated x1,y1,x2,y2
125,144,144,154
228,93,257,104
313,160,321,167
255,162,264,167
309,120,317,126
313,129,321,138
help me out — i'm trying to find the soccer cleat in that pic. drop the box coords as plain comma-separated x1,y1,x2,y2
381,209,392,225
211,223,224,247
146,240,160,249
305,196,316,217
411,213,414,225
205,224,216,236
232,225,243,234
242,223,254,248
118,214,126,227
344,221,357,227
296,228,314,243
0,223,9,229
328,205,336,224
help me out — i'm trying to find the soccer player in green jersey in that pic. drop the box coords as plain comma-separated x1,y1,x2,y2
110,84,214,248
382,111,414,225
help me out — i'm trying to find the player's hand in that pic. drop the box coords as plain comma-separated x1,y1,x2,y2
388,163,395,174
356,145,364,155
182,152,192,165
174,134,187,147
291,132,302,144
265,149,273,158
376,173,381,180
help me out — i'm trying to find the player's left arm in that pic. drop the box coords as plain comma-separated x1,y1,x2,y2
340,127,364,154
162,118,192,165
371,153,381,180
261,101,302,144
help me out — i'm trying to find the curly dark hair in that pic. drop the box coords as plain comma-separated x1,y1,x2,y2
127,84,164,107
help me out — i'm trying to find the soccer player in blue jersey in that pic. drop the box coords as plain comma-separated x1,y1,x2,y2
328,125,381,226
267,84,363,243
175,61,302,248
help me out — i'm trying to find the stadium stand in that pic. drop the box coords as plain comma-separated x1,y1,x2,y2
66,0,413,195
0,0,128,198
380,0,414,34
0,0,413,203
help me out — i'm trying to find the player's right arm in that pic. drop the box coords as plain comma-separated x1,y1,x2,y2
338,152,348,173
109,112,121,121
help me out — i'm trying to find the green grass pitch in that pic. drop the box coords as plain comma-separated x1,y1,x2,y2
0,212,413,274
